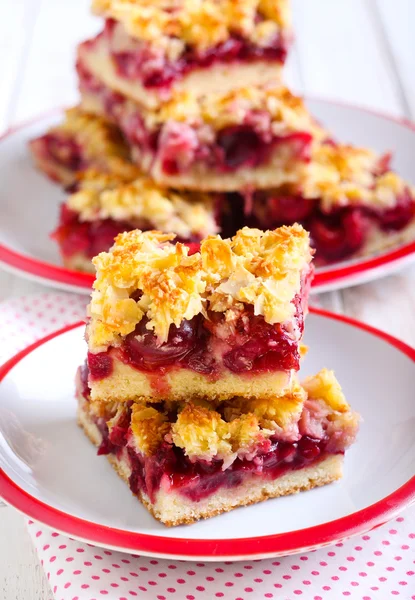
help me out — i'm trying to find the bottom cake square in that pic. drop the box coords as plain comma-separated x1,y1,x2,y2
76,367,359,526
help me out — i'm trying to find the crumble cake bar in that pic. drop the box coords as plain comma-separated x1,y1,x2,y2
85,225,313,403
84,0,291,108
76,367,359,526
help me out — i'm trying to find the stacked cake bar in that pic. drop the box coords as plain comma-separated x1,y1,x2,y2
30,0,415,268
77,225,360,525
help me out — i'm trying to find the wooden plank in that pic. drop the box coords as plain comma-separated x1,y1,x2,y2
0,0,41,130
12,0,100,123
291,0,404,115
0,509,51,600
376,0,415,118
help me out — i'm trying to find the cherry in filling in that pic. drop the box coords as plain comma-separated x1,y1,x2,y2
249,186,415,264
35,134,85,173
52,205,204,260
52,206,135,259
88,305,302,381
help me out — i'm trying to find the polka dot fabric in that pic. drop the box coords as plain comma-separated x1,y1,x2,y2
1,293,415,600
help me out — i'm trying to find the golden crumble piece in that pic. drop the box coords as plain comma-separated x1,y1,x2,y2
171,403,232,463
202,224,312,326
67,168,218,239
302,368,350,413
151,87,325,139
305,143,411,211
224,383,306,431
88,230,205,350
91,0,290,52
129,403,170,456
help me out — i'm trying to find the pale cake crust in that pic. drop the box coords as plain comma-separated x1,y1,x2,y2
77,401,344,526
88,355,293,402
79,28,283,109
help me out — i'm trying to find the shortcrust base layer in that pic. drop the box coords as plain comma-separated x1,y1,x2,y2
89,356,293,403
77,402,343,526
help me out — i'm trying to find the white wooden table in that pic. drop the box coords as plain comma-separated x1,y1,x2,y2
1,1,414,597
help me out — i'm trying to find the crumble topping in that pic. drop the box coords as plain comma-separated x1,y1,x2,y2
147,86,325,137
128,403,170,455
92,0,290,54
87,225,312,352
89,230,205,349
305,144,413,211
302,368,350,412
202,225,312,325
67,168,218,238
52,107,140,179
171,403,268,468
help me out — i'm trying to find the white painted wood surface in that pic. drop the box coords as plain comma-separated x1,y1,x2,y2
0,0,414,597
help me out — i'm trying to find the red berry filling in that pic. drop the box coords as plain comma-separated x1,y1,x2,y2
35,133,85,174
94,404,334,503
100,19,288,92
88,303,304,382
52,205,205,261
76,60,312,177
250,185,415,264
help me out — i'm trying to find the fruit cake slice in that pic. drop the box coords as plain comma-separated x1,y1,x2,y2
85,225,314,403
29,107,139,187
52,169,219,273
76,367,360,526
84,0,291,109
77,62,327,191
247,144,415,264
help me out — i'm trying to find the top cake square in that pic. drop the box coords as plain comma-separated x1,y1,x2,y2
86,0,291,108
86,224,313,403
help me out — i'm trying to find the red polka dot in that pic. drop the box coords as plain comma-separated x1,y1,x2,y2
215,568,224,573
64,582,71,589
196,586,205,592
42,544,50,551
84,561,92,566
167,588,176,593
234,572,243,577
283,575,291,580
187,570,195,576
81,584,89,589
389,529,398,534
254,578,263,583
263,570,271,574
206,576,214,581
215,594,224,598
264,595,273,598
186,596,195,600
56,569,64,576
245,588,254,593
159,572,167,578
92,575,100,580
139,566,148,571
322,586,331,591
58,544,67,549
102,568,110,574
294,591,303,596
225,582,234,587
73,570,81,575
177,579,186,584
148,581,157,586
110,583,119,588
292,564,300,570
76,548,85,553
99,591,108,595
35,531,42,537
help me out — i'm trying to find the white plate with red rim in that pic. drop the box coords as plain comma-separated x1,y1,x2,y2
0,307,414,561
1,100,415,294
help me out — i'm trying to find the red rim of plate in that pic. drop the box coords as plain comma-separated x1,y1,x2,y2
1,102,415,291
0,307,414,559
